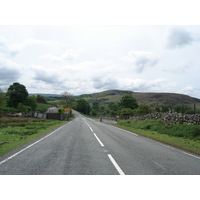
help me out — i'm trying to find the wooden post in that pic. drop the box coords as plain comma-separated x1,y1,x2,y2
100,115,102,122
194,103,196,114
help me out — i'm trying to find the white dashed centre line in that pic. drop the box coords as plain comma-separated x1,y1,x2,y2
107,154,125,175
93,133,104,147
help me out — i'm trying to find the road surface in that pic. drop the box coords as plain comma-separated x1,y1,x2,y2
0,110,200,175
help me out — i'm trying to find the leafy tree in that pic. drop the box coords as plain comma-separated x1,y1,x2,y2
161,105,169,112
108,102,119,111
134,104,155,116
91,109,98,116
76,98,91,114
0,86,5,110
36,95,47,104
60,91,73,107
119,94,138,110
120,108,134,119
26,96,37,111
17,103,28,112
92,101,99,111
173,105,193,114
6,82,28,108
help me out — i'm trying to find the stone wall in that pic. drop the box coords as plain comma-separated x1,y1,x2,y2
46,113,68,120
129,112,200,125
32,111,69,120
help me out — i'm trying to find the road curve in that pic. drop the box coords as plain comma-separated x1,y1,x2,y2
0,110,200,175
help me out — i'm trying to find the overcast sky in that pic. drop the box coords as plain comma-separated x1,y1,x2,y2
1,25,200,98
0,1,200,99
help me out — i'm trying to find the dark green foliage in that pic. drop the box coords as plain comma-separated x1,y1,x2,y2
6,82,28,108
92,101,99,111
133,104,155,116
161,105,169,112
26,96,37,111
76,98,91,114
120,108,134,118
36,95,47,104
119,94,138,110
108,102,119,111
173,105,194,114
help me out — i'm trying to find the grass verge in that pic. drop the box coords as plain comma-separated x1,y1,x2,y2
0,116,74,156
115,119,200,155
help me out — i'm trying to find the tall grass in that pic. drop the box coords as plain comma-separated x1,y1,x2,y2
117,119,200,139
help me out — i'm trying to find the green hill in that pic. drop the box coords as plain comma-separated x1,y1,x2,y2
75,89,200,108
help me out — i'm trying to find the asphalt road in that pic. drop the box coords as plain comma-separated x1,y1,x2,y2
0,110,200,175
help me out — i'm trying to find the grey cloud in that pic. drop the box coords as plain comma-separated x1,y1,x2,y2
123,51,158,73
163,62,191,74
0,58,21,86
93,76,119,90
166,28,194,49
135,56,158,73
34,70,59,84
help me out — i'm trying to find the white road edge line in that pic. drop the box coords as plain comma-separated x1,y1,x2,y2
114,125,200,160
107,154,125,175
0,123,68,166
93,133,104,147
113,126,138,136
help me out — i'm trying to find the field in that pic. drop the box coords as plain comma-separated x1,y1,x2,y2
116,119,200,155
0,115,70,156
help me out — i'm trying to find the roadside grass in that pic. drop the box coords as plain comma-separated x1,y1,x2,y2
0,116,73,156
115,119,200,155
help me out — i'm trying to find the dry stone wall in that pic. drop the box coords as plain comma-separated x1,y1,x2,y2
129,112,200,125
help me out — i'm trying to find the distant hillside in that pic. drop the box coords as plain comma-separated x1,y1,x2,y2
30,90,200,108
29,93,62,97
75,90,200,108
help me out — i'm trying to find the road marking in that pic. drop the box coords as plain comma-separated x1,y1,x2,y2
89,127,93,132
113,126,138,136
93,133,104,147
107,154,125,175
178,150,200,160
0,124,68,166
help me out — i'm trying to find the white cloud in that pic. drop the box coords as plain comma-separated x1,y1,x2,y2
122,51,158,73
0,36,57,57
116,78,167,92
163,61,191,74
166,28,194,49
40,48,83,63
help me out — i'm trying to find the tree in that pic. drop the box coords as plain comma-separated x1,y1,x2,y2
0,86,6,111
108,102,119,111
120,108,134,118
36,95,47,104
92,101,99,111
6,82,28,108
0,86,5,104
60,91,73,107
76,98,91,114
133,104,155,116
26,96,37,111
119,94,138,110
